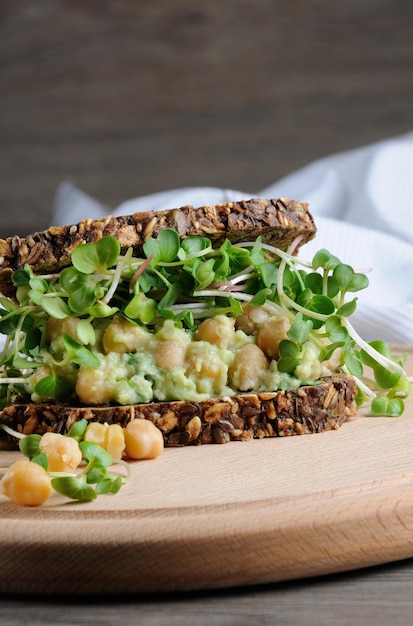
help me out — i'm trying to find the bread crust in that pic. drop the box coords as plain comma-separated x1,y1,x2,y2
0,374,357,446
0,198,315,296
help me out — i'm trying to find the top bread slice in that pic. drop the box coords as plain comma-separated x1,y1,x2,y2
0,198,316,296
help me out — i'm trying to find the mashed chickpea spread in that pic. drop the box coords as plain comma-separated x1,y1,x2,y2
29,309,339,406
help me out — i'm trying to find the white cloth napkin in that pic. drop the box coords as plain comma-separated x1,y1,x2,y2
53,132,413,345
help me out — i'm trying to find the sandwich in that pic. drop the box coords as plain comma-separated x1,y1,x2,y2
0,197,408,447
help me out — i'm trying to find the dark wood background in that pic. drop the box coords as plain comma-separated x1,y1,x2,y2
1,0,413,237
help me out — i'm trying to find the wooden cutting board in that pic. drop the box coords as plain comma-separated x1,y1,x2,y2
1,348,413,595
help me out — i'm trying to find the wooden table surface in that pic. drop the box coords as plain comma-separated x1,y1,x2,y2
1,1,413,624
0,560,413,626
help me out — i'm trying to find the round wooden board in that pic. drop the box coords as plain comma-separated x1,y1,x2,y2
1,348,413,595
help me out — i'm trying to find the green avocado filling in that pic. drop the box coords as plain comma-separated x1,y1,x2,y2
0,230,409,416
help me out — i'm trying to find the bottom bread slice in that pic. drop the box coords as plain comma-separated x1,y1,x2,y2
0,374,357,446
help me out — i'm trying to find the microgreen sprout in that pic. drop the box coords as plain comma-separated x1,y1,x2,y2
0,230,410,418
0,420,131,503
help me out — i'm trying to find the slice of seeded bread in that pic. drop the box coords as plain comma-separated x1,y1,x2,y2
0,198,315,297
0,374,357,447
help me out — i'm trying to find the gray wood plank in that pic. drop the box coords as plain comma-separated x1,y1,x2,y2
1,0,413,236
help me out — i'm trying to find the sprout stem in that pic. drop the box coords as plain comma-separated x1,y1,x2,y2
342,318,406,375
114,458,132,484
0,423,26,439
194,290,254,301
102,256,125,304
237,238,313,268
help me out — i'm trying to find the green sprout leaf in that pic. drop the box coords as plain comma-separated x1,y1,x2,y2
77,319,96,346
86,303,119,318
308,294,336,315
388,376,411,399
372,364,401,390
325,316,349,342
39,296,71,319
260,262,278,288
0,310,34,336
34,375,74,401
71,237,121,274
193,258,215,290
19,434,42,459
348,272,369,292
225,244,251,275
319,341,344,363
12,269,32,287
249,241,266,268
65,418,89,442
277,340,301,373
60,267,97,313
213,249,229,282
360,340,394,367
158,283,182,309
332,264,355,292
229,297,244,318
86,463,108,484
370,396,405,417
29,277,48,293
124,293,157,323
51,475,98,502
62,335,100,367
143,229,180,263
336,298,358,317
178,235,211,259
0,298,18,313
31,452,49,471
312,249,341,271
287,312,313,344
79,441,113,467
304,272,322,294
343,346,363,378
95,475,122,495
360,340,403,389
24,327,42,355
249,288,272,307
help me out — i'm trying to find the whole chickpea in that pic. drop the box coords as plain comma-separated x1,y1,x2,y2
187,349,225,380
228,343,268,391
1,459,53,506
124,419,164,460
106,424,126,460
102,316,150,354
84,422,126,460
256,315,290,358
152,339,187,371
76,365,112,405
194,315,235,349
84,421,108,449
39,432,83,473
46,316,80,343
235,306,271,335
186,346,227,395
